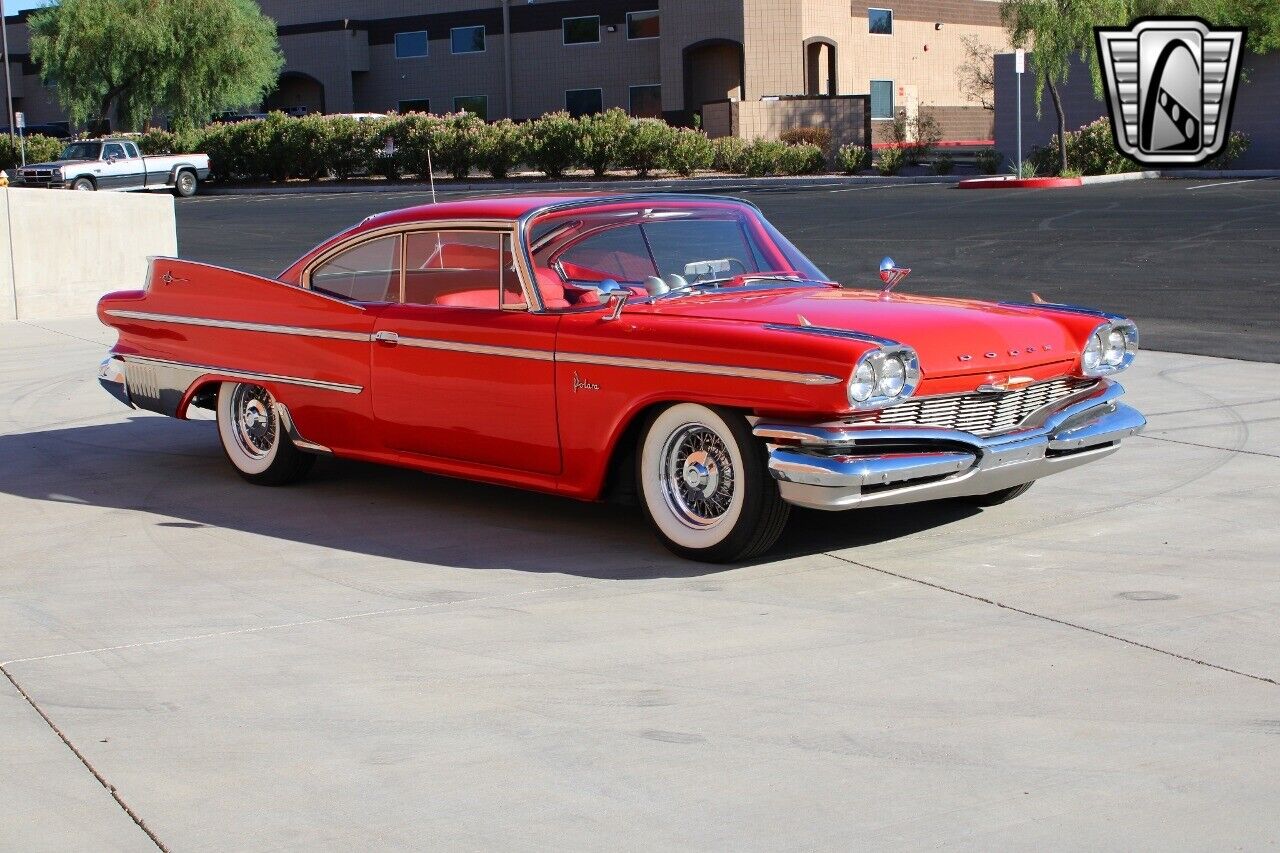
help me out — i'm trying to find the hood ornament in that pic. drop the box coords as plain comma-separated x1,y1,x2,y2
878,257,911,300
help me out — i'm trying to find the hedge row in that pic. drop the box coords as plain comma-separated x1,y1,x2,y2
134,109,833,182
0,134,67,172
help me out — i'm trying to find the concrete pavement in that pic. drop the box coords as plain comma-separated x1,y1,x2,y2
2,317,1278,850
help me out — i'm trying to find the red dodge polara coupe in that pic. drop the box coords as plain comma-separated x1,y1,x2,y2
97,194,1145,562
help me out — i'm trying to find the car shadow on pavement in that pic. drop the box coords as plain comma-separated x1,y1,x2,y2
2,416,980,578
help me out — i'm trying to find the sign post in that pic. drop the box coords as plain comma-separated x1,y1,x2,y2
1014,49,1025,177
15,110,24,167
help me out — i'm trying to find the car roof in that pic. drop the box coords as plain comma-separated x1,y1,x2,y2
358,194,605,229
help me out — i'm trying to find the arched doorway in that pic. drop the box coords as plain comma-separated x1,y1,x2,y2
683,39,745,122
804,38,838,96
264,72,326,116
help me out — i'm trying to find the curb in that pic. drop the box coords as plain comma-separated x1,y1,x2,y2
1080,171,1161,184
201,173,960,197
957,176,1084,189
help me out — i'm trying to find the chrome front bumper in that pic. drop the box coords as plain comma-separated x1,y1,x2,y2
755,380,1146,511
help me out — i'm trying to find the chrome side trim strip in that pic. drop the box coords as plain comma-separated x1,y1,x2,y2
106,310,371,342
397,336,555,361
763,323,900,347
557,351,842,386
126,355,363,394
998,301,1125,321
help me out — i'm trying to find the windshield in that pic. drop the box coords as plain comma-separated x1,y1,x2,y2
530,204,828,302
59,142,102,161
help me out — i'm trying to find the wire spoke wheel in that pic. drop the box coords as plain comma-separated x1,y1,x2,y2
230,384,277,460
638,403,789,563
660,423,736,529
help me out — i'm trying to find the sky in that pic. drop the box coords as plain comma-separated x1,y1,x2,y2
7,0,54,14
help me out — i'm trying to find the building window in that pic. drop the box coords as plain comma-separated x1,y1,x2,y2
870,80,894,119
565,88,603,118
627,10,660,40
868,8,893,35
451,26,485,54
454,95,488,119
629,84,662,118
395,31,429,59
563,16,600,45
398,99,431,114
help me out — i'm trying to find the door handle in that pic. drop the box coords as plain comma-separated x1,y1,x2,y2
373,330,399,345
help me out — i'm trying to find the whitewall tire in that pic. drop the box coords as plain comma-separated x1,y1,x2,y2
637,403,790,562
216,382,314,485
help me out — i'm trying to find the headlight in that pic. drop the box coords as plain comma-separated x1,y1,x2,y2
847,346,921,410
1081,319,1138,376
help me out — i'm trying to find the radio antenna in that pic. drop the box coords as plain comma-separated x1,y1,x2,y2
427,146,437,204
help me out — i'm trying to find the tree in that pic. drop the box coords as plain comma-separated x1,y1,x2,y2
1133,0,1280,54
1000,0,1128,174
956,34,998,111
29,0,283,132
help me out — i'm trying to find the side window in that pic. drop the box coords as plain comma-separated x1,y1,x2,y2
403,231,523,309
124,142,140,158
311,234,402,302
103,142,126,160
556,224,656,284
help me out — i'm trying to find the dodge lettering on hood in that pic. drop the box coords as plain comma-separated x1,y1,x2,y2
96,194,1145,562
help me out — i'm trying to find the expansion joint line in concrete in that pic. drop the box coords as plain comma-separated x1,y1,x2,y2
827,554,1279,688
0,663,170,852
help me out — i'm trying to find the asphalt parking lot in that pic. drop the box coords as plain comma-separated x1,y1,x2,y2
4,178,1279,850
178,177,1280,361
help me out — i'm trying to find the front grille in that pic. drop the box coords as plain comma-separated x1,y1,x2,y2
846,377,1098,436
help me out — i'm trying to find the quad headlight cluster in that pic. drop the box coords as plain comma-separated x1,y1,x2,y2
847,346,921,410
1080,319,1139,376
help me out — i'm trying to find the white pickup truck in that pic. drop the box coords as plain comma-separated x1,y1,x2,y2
15,138,211,197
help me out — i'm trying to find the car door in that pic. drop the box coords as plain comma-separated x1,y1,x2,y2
370,227,562,475
96,142,139,189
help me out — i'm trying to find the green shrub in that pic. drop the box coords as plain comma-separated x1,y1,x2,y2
780,126,832,151
526,111,581,178
835,143,871,174
1017,161,1038,178
1205,130,1250,169
623,118,675,177
280,114,331,180
667,128,715,176
711,136,748,173
138,129,179,155
395,113,445,179
741,139,787,177
777,142,825,175
0,134,62,171
875,147,905,176
432,112,486,179
476,118,527,179
1030,116,1130,177
325,116,386,179
931,153,955,175
578,108,630,177
974,148,1002,174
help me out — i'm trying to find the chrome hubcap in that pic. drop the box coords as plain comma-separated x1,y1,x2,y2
660,423,735,529
231,384,276,460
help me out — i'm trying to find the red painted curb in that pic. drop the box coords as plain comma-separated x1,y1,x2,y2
957,176,1084,189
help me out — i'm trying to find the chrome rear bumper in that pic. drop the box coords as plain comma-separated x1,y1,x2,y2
755,380,1145,511
98,356,133,408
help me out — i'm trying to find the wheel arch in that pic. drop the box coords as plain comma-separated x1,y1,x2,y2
599,397,754,503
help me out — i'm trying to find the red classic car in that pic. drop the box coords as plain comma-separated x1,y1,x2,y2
97,194,1145,562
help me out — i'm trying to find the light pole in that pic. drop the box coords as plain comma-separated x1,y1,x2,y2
1,0,14,139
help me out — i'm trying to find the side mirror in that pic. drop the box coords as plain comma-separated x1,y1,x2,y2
878,256,911,299
596,279,629,321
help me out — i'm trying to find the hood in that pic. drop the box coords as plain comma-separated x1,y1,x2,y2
21,160,88,170
637,287,1080,378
